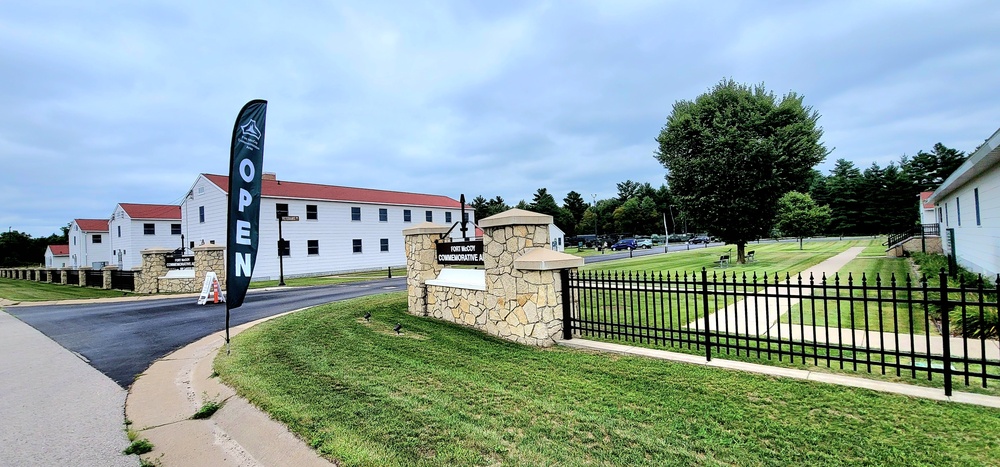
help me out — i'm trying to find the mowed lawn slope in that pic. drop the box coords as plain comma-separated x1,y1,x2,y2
215,293,1000,467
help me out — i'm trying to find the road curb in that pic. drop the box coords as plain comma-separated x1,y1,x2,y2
125,307,334,466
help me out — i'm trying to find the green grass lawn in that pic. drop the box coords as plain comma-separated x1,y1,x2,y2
215,293,1000,466
249,267,405,288
0,278,134,302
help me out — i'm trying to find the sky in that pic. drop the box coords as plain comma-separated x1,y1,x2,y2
2,1,999,237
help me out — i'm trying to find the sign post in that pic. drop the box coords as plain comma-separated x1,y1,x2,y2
277,215,299,286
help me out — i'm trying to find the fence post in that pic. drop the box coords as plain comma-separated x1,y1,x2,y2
561,269,573,340
702,267,712,361
939,269,952,397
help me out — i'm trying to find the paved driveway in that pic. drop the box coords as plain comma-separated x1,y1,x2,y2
6,277,406,388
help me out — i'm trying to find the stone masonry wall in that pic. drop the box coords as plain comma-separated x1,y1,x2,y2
405,209,581,348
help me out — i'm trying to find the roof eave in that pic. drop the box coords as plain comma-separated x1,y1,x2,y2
929,127,1000,203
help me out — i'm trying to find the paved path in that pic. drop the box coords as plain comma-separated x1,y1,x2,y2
689,247,866,334
0,311,133,466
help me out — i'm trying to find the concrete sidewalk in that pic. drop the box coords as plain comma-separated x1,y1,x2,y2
558,338,1000,408
690,247,866,333
0,310,133,466
125,310,333,467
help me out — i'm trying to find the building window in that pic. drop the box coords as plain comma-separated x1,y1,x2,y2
445,212,452,223
380,238,389,252
351,207,361,221
956,197,961,227
975,188,981,226
426,210,433,222
276,203,289,219
937,207,943,223
945,203,949,226
92,235,102,244
199,206,205,223
144,223,155,235
306,205,318,220
352,239,362,253
117,225,122,237
308,240,319,255
463,212,469,223
171,223,181,235
379,208,388,222
73,236,76,245
278,239,290,257
403,209,411,222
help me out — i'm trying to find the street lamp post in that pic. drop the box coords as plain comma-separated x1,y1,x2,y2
277,215,299,286
592,194,598,243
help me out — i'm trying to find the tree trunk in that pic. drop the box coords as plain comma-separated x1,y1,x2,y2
737,242,746,264
799,237,803,250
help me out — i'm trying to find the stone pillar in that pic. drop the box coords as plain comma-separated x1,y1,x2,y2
135,248,172,294
77,266,91,287
403,223,450,315
59,267,71,285
193,245,226,290
34,268,42,281
102,265,117,290
479,209,583,346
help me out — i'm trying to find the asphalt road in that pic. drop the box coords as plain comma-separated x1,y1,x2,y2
7,277,406,388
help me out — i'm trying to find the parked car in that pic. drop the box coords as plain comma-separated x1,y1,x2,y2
689,235,712,244
637,239,653,249
610,238,638,251
667,234,688,243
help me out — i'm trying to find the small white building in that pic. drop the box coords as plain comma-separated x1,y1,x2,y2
45,245,70,268
181,173,474,280
929,126,1000,277
108,203,183,270
68,219,110,269
918,192,937,225
549,223,565,252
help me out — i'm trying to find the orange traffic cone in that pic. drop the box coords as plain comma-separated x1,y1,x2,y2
213,280,220,304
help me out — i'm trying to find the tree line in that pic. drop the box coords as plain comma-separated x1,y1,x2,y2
0,227,69,267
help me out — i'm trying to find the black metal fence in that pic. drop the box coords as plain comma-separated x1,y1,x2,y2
562,269,1000,395
65,269,80,285
50,270,62,284
85,270,103,288
110,270,135,291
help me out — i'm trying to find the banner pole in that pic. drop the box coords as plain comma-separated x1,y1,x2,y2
225,303,231,355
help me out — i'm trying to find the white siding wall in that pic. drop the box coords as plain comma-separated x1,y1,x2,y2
45,250,54,268
942,168,1000,277
108,206,182,270
69,223,85,268
178,175,474,281
181,176,228,249
84,231,111,268
108,207,132,270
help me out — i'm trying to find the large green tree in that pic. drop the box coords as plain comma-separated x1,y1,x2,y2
562,191,589,230
774,192,831,249
655,79,827,263
904,143,967,192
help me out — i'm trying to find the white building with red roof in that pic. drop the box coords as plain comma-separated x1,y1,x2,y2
45,244,70,268
181,173,474,280
108,203,183,270
68,218,110,268
918,191,938,226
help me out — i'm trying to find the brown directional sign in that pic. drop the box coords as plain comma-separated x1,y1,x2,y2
436,240,484,265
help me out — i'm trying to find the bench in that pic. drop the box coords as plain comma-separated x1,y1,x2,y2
746,251,755,263
716,255,730,268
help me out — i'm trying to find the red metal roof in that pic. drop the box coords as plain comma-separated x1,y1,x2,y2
119,203,181,220
74,219,109,232
202,174,464,208
920,191,935,209
48,245,69,256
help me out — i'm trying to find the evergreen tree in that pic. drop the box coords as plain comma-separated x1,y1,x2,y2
563,191,589,228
